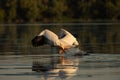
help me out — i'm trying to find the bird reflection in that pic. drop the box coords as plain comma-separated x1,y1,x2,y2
32,55,79,80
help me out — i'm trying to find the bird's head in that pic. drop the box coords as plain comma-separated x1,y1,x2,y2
32,36,45,47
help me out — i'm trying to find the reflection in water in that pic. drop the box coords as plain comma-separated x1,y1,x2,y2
0,54,120,80
32,55,79,80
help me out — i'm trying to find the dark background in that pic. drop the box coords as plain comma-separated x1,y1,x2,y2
0,0,120,54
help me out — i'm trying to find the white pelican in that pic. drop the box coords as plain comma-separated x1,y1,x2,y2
32,29,79,54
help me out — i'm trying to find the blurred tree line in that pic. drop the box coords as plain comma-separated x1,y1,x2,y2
0,0,120,54
0,0,120,23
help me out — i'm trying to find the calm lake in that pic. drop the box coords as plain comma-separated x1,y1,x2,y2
0,23,120,80
0,53,120,80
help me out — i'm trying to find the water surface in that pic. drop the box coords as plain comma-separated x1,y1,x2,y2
0,53,120,80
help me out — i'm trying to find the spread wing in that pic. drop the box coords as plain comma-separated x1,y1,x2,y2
59,29,79,47
32,29,61,47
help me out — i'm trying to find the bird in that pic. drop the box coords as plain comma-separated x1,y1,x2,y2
32,29,79,54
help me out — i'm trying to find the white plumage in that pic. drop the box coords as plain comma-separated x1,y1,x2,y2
32,29,79,53
37,29,61,46
59,29,79,48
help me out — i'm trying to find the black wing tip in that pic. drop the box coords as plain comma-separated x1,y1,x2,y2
32,36,45,47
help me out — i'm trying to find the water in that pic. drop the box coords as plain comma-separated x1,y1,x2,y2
0,22,120,80
0,53,120,80
0,23,120,54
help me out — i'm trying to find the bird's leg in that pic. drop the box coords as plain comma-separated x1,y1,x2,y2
59,47,68,54
59,49,64,54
